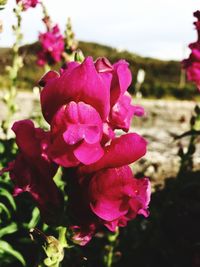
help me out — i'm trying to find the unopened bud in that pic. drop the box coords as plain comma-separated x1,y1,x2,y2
74,49,85,63
43,236,64,266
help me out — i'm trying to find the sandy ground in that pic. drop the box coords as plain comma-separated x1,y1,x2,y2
1,92,200,187
131,98,200,187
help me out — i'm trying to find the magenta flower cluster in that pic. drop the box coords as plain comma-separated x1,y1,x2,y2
37,24,65,66
2,57,150,245
183,11,200,90
16,0,39,10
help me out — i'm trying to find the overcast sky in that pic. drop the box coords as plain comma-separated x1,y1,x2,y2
0,0,199,60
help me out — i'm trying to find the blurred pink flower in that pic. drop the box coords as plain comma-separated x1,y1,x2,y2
183,10,200,90
16,0,39,10
37,25,65,66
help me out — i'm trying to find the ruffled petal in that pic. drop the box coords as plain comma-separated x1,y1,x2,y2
80,133,147,173
41,57,111,123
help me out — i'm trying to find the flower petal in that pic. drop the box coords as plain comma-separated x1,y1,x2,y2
41,57,111,123
80,133,147,173
74,141,104,165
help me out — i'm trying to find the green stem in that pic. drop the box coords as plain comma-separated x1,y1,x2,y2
178,106,200,175
104,229,119,267
40,1,48,18
107,246,114,267
58,227,67,248
2,3,23,136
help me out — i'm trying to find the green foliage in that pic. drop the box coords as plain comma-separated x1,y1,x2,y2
0,241,25,266
0,138,22,266
0,175,26,266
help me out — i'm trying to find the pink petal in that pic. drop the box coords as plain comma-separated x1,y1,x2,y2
74,141,104,165
110,94,135,131
12,120,42,158
110,60,132,106
95,57,113,73
38,71,60,87
62,102,103,145
89,166,134,222
41,57,111,123
49,135,79,167
80,133,147,173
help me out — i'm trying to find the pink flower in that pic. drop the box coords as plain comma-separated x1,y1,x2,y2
67,165,150,245
95,57,144,130
49,101,104,167
110,93,145,131
16,0,39,10
39,57,145,168
39,58,111,167
1,120,62,224
89,166,150,231
65,133,148,245
37,25,64,66
183,10,200,90
70,225,96,246
40,58,111,123
185,62,200,90
1,52,149,245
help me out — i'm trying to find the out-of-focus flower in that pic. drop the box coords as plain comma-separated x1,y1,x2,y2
37,25,65,66
183,10,200,90
0,120,62,224
16,0,39,10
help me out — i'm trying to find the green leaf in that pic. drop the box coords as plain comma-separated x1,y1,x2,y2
0,240,26,266
0,188,16,211
28,207,40,228
0,202,11,219
0,222,18,238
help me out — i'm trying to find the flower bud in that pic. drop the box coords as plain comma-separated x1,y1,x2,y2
74,49,85,63
43,236,64,266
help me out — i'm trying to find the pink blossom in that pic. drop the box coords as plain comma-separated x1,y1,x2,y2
37,25,65,66
39,57,145,168
89,166,150,231
183,10,200,90
67,165,150,245
16,0,39,10
49,101,104,167
40,57,111,123
1,52,150,245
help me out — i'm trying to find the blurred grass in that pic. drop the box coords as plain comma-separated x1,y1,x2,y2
0,41,197,99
